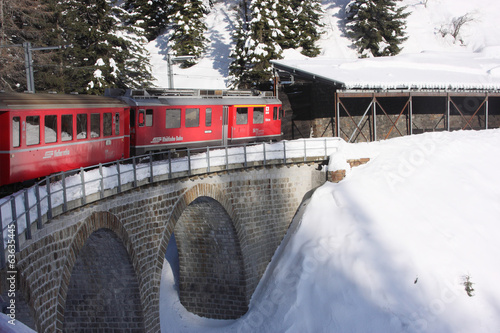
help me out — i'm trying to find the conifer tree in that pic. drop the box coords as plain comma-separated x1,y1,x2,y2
54,0,153,94
0,0,53,91
294,0,324,57
165,0,210,68
346,0,409,57
124,0,168,41
228,0,251,87
229,0,283,89
280,0,324,57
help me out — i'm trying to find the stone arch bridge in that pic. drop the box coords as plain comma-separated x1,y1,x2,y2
4,158,328,332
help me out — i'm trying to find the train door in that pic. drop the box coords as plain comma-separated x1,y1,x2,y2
222,105,229,146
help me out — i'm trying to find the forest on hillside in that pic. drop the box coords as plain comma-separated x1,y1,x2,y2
0,0,407,93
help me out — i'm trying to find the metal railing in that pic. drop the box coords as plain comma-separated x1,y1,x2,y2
0,138,341,269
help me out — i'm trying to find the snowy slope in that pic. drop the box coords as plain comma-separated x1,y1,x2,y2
160,129,500,332
147,0,500,89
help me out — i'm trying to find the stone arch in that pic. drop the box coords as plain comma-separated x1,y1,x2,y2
175,196,247,319
156,183,247,320
55,211,145,332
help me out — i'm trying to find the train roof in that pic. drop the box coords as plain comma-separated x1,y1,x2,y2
0,92,127,110
106,88,281,107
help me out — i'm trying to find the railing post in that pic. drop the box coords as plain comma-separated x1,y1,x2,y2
187,148,191,176
303,140,307,162
116,162,122,193
23,190,31,240
80,167,86,205
149,152,154,183
46,176,52,221
168,150,172,179
35,183,42,229
243,143,247,168
132,156,138,187
206,147,210,173
225,146,229,170
263,142,266,165
99,164,104,199
283,141,287,164
62,172,67,212
10,197,19,252
324,138,328,160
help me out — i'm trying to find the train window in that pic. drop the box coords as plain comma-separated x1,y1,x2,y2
185,108,200,128
45,115,58,143
273,107,278,120
103,113,112,137
26,116,40,146
146,109,153,127
77,114,87,139
115,113,120,135
12,117,20,148
166,108,181,129
253,107,264,124
91,113,100,138
280,107,284,119
205,108,212,127
236,107,248,125
61,115,73,141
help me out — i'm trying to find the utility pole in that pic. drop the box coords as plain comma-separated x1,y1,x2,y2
166,54,195,88
0,43,71,93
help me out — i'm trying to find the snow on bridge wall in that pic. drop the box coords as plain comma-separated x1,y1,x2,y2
13,162,326,332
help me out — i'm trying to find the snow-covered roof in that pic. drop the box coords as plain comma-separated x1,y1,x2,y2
272,48,500,91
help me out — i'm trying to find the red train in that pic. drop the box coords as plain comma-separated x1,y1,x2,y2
0,89,283,187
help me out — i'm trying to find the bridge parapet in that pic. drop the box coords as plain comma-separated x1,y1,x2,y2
1,138,341,267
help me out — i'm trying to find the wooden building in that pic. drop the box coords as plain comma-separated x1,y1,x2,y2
272,52,500,142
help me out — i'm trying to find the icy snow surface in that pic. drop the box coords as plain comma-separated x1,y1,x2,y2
160,129,500,333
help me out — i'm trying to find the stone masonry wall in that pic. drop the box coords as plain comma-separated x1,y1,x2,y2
175,197,247,319
14,163,326,332
62,229,145,332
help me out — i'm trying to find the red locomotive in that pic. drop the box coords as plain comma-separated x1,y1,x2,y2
0,89,283,188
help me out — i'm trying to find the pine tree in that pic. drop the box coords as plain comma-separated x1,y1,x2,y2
346,0,409,57
0,0,53,91
164,0,210,68
124,0,169,41
53,0,153,94
229,0,283,89
294,0,324,57
280,0,324,57
228,0,251,87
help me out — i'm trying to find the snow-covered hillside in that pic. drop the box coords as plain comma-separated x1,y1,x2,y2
160,129,500,332
147,0,500,89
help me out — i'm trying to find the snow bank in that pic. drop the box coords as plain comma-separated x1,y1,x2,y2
159,129,500,332
0,314,35,333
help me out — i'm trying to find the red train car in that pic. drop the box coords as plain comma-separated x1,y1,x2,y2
0,92,130,187
112,88,283,155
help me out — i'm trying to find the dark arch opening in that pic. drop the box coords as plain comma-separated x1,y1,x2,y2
173,196,247,319
62,228,145,332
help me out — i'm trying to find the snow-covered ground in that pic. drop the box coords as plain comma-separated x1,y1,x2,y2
160,129,500,333
146,0,500,89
